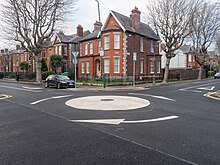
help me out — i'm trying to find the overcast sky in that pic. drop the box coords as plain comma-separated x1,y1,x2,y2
64,0,147,34
0,0,147,49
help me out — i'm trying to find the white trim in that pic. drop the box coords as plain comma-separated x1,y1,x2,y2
101,11,126,32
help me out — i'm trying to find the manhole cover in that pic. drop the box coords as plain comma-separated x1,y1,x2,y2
100,99,114,101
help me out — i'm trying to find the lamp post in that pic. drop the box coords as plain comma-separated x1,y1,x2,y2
95,0,106,88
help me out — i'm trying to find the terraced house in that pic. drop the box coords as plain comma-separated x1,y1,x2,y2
78,7,161,81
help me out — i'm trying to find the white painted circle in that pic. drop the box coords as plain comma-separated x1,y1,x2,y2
65,95,150,111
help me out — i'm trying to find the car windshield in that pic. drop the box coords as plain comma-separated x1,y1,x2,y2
57,75,70,80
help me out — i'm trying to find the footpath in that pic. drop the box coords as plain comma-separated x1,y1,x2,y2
0,79,219,100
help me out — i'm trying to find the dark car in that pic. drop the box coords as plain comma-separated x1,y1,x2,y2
214,72,220,79
45,75,75,89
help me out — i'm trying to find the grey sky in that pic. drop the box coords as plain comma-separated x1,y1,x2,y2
0,0,147,49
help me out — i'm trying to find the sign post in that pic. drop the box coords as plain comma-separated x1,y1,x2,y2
72,52,79,88
133,52,136,87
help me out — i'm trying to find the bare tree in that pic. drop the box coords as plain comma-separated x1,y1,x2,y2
0,0,77,84
215,33,220,72
145,0,199,83
190,0,220,79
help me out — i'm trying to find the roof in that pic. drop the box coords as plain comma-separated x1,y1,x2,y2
179,45,190,53
56,30,91,44
80,28,101,42
110,10,160,40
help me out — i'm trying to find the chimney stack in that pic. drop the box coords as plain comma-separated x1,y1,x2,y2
93,21,102,32
5,48,8,52
1,49,4,54
77,24,83,37
130,7,141,30
16,44,20,50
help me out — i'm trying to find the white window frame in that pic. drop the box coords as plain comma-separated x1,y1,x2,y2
104,35,110,50
150,59,154,74
150,40,154,53
90,42,93,54
114,57,120,73
63,45,67,55
140,59,144,74
86,60,90,74
140,37,144,52
157,60,161,73
114,33,120,49
98,40,101,53
104,58,110,73
85,43,88,55
81,61,84,74
188,54,192,62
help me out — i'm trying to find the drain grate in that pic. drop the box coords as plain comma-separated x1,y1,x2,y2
100,98,114,101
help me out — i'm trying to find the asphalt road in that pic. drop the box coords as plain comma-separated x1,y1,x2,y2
0,79,219,165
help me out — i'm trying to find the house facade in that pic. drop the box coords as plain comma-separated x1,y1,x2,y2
53,25,90,74
78,7,161,81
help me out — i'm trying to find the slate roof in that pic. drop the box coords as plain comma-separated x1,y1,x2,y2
56,30,91,44
111,10,160,40
179,45,190,53
80,28,100,42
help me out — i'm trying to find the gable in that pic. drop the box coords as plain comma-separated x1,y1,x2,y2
103,13,123,31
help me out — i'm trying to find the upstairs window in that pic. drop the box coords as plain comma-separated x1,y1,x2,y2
90,42,93,54
104,35,110,50
114,33,120,49
140,37,143,52
98,40,101,53
85,43,88,55
157,60,161,73
150,41,154,53
150,59,154,73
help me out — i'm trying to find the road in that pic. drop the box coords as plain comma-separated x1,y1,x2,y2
0,79,219,165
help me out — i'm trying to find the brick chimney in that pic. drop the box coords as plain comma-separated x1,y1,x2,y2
93,21,102,32
77,24,83,37
16,44,20,50
5,48,8,52
130,7,141,30
1,49,4,53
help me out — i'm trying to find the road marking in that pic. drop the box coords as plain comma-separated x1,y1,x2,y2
30,95,73,105
0,85,41,93
0,94,12,100
197,86,215,91
69,115,179,125
129,93,176,102
22,86,43,90
179,81,219,92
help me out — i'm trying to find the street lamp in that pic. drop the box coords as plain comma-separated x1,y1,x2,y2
94,0,106,88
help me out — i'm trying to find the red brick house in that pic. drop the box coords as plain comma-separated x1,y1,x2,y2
78,7,161,81
53,25,90,73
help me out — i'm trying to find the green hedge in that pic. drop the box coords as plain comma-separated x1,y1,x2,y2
208,71,216,76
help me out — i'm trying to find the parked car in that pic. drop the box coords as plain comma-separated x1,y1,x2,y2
45,75,75,89
214,72,220,79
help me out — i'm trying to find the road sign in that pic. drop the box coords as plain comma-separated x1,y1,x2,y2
133,52,137,61
100,50,104,57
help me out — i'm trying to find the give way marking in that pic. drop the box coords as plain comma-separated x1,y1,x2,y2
129,93,176,102
30,95,73,105
69,115,179,125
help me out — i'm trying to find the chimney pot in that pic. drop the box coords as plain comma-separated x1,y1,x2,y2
93,21,102,32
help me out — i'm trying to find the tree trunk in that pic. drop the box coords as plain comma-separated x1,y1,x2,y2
197,67,203,80
35,55,42,84
163,58,171,83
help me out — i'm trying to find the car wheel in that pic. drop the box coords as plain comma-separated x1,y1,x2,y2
45,82,49,88
57,83,61,89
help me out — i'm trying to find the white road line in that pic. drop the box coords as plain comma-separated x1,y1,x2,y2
70,115,179,125
30,95,73,105
129,93,176,102
0,85,41,93
197,86,215,91
179,81,219,92
122,115,179,124
22,86,43,90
